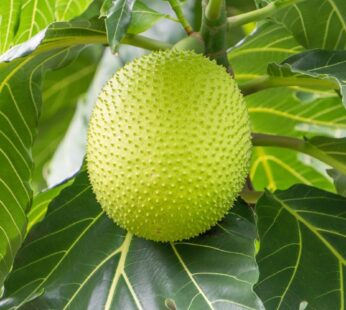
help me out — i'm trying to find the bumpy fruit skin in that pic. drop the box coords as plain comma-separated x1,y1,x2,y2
87,50,252,242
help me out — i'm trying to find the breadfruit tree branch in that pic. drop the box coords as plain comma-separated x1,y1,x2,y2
200,0,233,76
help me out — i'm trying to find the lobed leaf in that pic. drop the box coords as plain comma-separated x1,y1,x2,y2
0,0,22,53
0,170,263,310
55,0,94,21
32,46,102,191
228,22,303,83
248,88,346,191
0,17,107,289
268,49,346,107
229,23,345,191
255,185,346,309
13,0,55,46
256,0,346,50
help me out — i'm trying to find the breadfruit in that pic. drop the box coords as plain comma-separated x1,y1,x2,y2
87,50,252,242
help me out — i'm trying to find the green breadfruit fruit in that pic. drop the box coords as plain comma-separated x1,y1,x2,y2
87,50,252,242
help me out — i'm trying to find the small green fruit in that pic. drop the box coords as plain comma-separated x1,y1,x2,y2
87,50,252,242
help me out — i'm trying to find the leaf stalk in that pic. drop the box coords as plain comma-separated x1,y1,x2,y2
252,133,346,174
227,0,302,28
167,0,193,35
240,76,339,96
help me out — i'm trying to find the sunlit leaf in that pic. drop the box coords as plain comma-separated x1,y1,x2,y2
32,46,103,191
0,0,22,53
248,88,345,190
0,17,106,289
268,49,346,107
228,23,344,191
257,0,346,49
228,22,303,83
105,0,135,52
127,0,171,35
13,0,55,45
55,0,94,21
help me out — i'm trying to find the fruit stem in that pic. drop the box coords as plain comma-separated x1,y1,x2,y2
167,0,194,35
228,0,302,28
252,133,346,174
239,76,339,96
200,0,234,76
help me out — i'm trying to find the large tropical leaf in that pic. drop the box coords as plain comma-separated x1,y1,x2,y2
0,170,263,309
228,24,344,191
27,178,74,232
55,0,94,21
257,0,346,49
32,45,103,191
13,0,55,45
0,0,98,54
0,17,109,289
268,49,346,107
255,185,346,309
248,88,345,190
228,22,303,83
306,136,346,173
0,0,22,53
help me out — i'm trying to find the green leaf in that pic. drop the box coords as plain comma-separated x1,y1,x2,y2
268,49,346,107
32,46,102,192
228,22,346,191
100,0,113,16
228,22,303,82
27,178,74,232
127,1,170,35
0,170,263,309
105,0,135,52
256,0,346,49
0,0,97,54
55,0,94,21
248,88,345,191
327,169,346,197
306,136,346,174
0,18,106,289
255,185,346,309
0,0,22,53
13,0,55,45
